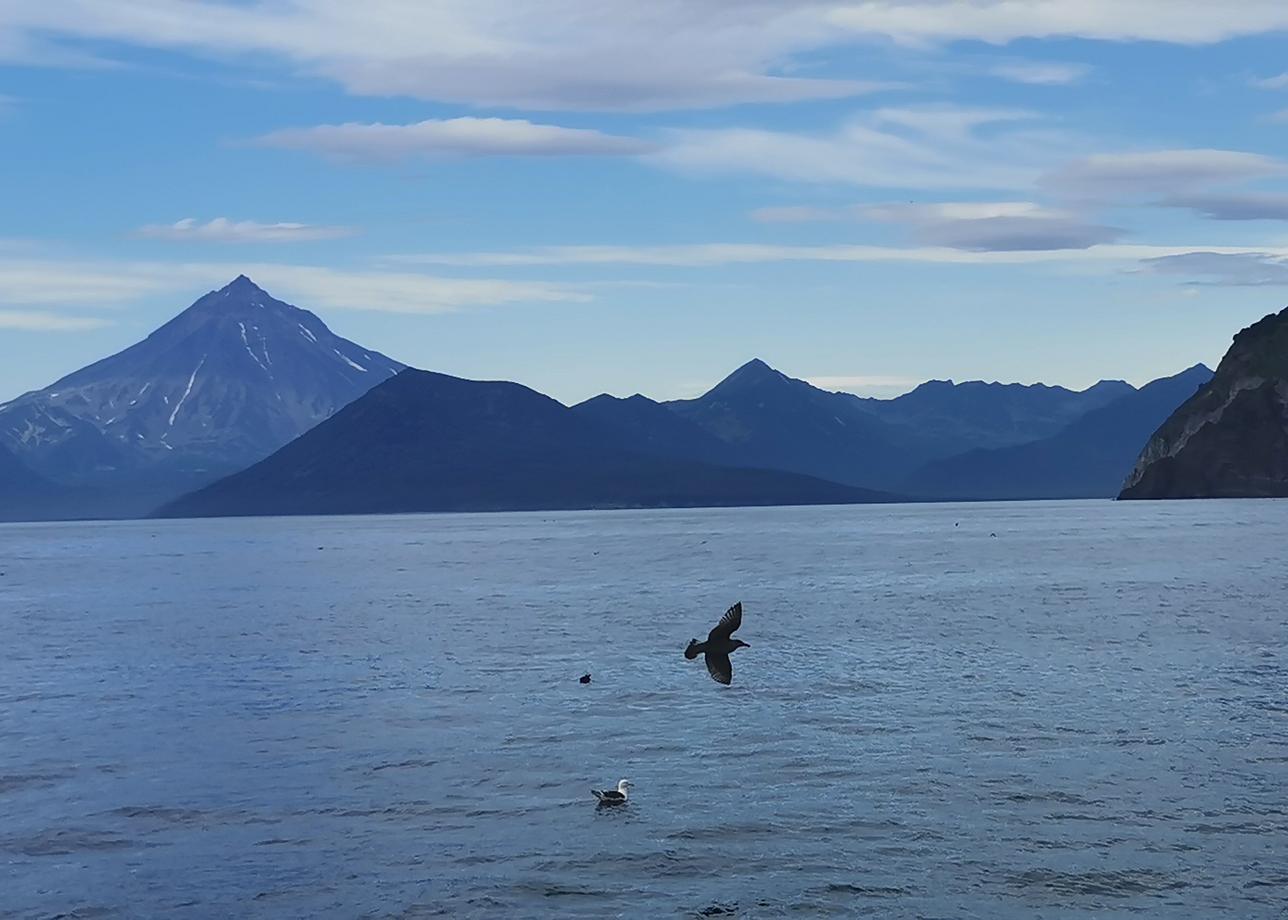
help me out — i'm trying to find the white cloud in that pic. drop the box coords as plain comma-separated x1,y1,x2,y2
8,2,1288,112
750,205,848,223
749,199,1122,250
1251,72,1288,90
1157,192,1288,220
1042,149,1288,200
826,1,1288,45
653,106,1071,190
388,241,1288,269
0,257,590,316
806,374,923,396
1141,251,1288,285
137,217,354,243
0,310,111,332
860,201,1122,250
235,265,590,314
257,117,654,161
864,201,1053,220
989,61,1090,85
0,1,880,111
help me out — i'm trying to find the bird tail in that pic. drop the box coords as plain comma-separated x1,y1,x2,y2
591,789,605,801
684,639,701,660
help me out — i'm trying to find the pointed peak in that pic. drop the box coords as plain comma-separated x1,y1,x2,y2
1174,362,1214,380
221,274,264,295
727,357,786,383
702,358,796,399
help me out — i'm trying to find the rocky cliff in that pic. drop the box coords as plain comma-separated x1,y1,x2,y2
1120,307,1288,499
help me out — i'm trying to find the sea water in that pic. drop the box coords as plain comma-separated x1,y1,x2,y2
2,501,1286,918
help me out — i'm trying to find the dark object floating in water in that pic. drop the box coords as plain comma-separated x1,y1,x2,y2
579,673,591,684
592,779,632,805
685,601,750,685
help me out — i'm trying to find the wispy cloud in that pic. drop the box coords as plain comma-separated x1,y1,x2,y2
827,1,1288,45
805,374,924,397
7,2,1288,111
136,217,354,243
0,257,590,316
750,205,849,223
990,61,1090,85
1250,72,1288,90
1157,192,1288,220
653,106,1071,190
0,310,111,332
750,200,1122,250
0,2,890,111
1042,149,1288,201
256,117,654,162
235,265,590,315
388,241,1288,269
860,201,1122,250
1141,251,1288,285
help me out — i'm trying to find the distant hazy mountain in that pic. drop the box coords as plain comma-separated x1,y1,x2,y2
905,364,1213,500
158,369,897,518
572,392,741,465
1121,307,1288,499
661,359,936,490
577,358,1137,492
0,275,402,517
857,377,1135,455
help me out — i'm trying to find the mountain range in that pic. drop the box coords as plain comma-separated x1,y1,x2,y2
0,275,1228,521
157,369,893,517
905,364,1213,499
0,276,402,518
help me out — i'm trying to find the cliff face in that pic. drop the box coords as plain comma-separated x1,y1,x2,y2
1120,306,1288,499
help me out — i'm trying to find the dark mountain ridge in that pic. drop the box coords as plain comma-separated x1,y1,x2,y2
158,369,899,518
578,358,1142,492
905,364,1213,499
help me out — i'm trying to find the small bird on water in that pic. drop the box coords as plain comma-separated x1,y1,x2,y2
685,602,750,685
579,673,592,684
591,779,632,805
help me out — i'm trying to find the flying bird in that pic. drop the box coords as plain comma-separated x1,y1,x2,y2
592,779,632,805
685,602,750,685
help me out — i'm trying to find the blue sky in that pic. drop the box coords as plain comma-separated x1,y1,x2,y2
5,2,1288,405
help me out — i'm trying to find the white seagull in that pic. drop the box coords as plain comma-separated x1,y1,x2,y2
591,779,633,805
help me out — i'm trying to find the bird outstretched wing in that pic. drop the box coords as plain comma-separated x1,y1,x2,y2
707,602,743,642
705,651,733,685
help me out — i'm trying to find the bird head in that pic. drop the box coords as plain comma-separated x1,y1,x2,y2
618,779,633,791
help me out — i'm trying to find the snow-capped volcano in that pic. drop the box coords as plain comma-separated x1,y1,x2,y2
0,275,404,512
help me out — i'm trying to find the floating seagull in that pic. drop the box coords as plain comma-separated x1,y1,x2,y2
579,673,592,684
685,602,750,685
592,779,632,805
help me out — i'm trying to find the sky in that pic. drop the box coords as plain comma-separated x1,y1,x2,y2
5,2,1288,405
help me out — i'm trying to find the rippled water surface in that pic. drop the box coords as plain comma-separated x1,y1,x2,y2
3,501,1288,918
